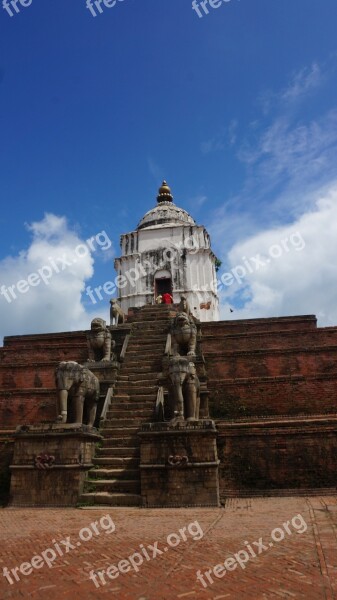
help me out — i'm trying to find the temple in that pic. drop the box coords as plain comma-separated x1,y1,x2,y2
1,182,337,508
114,181,219,321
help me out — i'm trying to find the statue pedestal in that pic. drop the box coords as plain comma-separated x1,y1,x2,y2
9,424,102,507
83,360,120,384
138,420,220,508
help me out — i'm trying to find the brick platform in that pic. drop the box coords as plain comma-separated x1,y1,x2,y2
0,496,336,600
9,424,102,507
139,421,220,507
2,309,337,498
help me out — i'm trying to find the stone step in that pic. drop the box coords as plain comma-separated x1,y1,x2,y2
127,340,165,347
105,412,150,420
114,384,158,393
93,456,140,466
104,418,149,429
129,334,165,339
110,395,157,403
102,418,155,426
113,393,157,401
80,492,142,507
128,333,166,340
108,403,155,412
128,340,167,350
131,316,168,323
127,339,165,345
89,468,139,479
125,353,163,360
115,380,158,388
133,307,170,312
105,410,153,419
121,365,160,373
97,447,140,457
122,360,162,370
108,401,156,410
114,381,156,390
126,374,159,383
132,314,171,319
123,351,164,359
131,322,169,329
102,436,139,447
100,425,139,436
86,479,140,494
112,395,156,403
133,325,168,329
103,423,148,433
124,354,163,362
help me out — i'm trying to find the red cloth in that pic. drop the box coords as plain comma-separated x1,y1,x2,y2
162,293,173,304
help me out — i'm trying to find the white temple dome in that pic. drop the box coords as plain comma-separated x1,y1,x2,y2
137,200,196,230
137,181,196,230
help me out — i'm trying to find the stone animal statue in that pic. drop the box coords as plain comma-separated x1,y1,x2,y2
167,356,200,422
55,361,100,426
87,318,114,362
178,296,191,316
178,296,199,323
171,312,197,357
110,299,126,326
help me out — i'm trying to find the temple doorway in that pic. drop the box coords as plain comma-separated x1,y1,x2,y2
154,269,172,299
155,277,172,296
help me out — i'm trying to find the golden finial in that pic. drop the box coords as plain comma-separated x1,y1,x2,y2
157,180,173,203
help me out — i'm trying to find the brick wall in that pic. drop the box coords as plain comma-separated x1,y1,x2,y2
216,417,337,497
1,313,337,497
0,327,129,427
201,316,337,417
0,332,88,426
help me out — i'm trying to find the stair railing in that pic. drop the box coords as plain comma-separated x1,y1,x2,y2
164,333,171,356
155,386,165,422
120,333,130,362
99,386,114,425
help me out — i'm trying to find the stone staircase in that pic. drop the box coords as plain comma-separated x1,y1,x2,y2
80,304,176,507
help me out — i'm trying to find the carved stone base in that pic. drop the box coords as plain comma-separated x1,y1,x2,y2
138,420,220,507
9,424,102,507
83,360,120,384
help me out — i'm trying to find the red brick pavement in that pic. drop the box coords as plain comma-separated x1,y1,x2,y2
0,497,336,600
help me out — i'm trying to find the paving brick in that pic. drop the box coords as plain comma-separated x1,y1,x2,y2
0,496,336,599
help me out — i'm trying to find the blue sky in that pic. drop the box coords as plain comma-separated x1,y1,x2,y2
1,0,337,340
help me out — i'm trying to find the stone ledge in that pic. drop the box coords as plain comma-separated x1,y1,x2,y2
14,424,102,440
10,464,94,470
139,420,217,434
140,461,219,468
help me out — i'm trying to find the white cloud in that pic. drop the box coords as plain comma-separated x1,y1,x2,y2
259,61,327,114
238,110,337,190
218,184,337,326
201,131,226,155
0,214,109,342
281,62,324,103
147,157,165,182
200,120,238,155
188,194,208,208
207,57,337,256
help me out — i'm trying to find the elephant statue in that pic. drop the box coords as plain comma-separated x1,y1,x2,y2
167,356,200,422
55,361,100,426
87,318,115,362
171,312,197,357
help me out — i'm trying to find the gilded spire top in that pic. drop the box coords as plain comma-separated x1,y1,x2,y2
157,180,173,203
